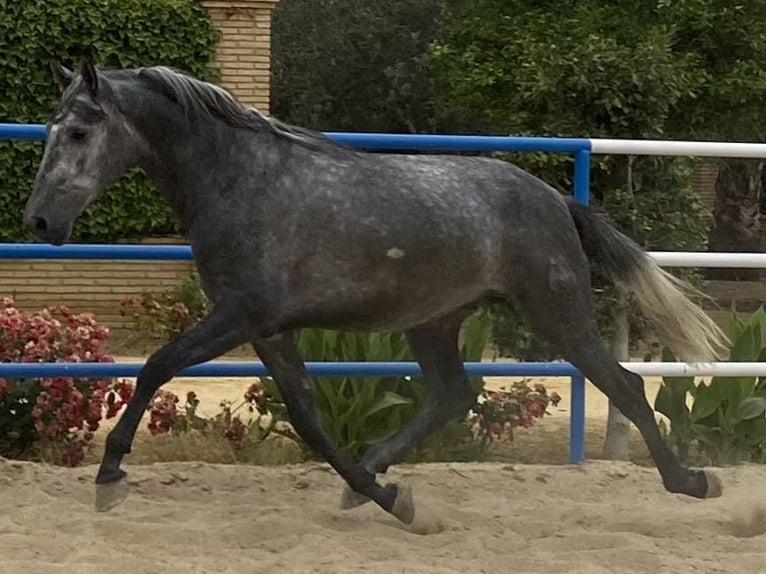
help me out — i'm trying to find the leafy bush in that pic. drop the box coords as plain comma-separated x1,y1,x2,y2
0,0,219,243
655,307,766,465
121,273,210,341
0,298,133,466
290,314,495,458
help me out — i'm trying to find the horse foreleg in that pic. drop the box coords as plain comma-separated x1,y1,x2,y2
95,300,249,511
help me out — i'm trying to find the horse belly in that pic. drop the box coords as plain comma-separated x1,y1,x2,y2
280,252,491,332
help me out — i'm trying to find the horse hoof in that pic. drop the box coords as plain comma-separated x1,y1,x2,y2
704,470,723,498
339,485,371,510
95,476,130,512
390,483,415,525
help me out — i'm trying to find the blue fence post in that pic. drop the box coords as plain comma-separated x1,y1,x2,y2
570,148,591,465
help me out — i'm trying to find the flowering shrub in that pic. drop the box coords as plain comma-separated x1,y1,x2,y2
120,273,209,341
147,390,183,436
145,379,292,450
0,298,134,466
144,376,561,464
469,381,562,449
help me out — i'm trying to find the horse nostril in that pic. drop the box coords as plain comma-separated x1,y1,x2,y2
32,217,48,232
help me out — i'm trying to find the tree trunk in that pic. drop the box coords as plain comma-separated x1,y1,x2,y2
706,159,764,281
603,293,631,460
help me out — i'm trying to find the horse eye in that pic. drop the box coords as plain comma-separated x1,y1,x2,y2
70,129,87,142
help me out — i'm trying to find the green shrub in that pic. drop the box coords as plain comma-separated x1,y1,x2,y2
288,313,493,458
121,273,210,342
0,0,219,242
655,307,766,465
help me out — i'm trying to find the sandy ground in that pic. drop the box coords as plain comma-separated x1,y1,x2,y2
3,356,765,573
2,459,765,573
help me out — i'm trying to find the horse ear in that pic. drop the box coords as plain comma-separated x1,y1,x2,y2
50,60,74,93
79,56,99,98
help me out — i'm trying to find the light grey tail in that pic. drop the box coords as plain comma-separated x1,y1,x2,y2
566,199,729,361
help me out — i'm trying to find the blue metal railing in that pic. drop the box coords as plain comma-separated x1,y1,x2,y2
0,122,593,464
0,361,580,378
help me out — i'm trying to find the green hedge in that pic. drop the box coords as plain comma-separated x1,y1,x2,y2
0,0,219,242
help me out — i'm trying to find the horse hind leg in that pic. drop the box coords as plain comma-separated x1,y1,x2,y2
253,332,418,524
508,256,722,499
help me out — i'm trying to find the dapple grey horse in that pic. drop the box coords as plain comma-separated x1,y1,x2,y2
23,58,727,524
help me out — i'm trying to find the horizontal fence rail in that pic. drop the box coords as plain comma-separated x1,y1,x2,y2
3,121,766,466
590,138,766,158
0,361,764,379
7,122,766,158
0,123,592,152
0,242,764,268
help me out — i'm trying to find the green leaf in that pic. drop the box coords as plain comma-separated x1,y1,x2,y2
362,391,413,418
655,347,694,424
691,424,721,447
655,377,692,421
738,397,766,421
690,380,725,422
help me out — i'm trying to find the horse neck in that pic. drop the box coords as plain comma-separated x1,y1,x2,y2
120,89,268,229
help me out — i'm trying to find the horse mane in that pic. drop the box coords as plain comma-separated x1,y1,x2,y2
134,66,349,153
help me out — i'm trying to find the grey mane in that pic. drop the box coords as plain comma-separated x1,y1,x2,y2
135,66,349,152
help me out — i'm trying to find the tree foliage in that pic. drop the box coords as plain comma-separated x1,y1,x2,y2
653,1,766,278
429,1,716,357
0,0,219,242
271,0,442,133
659,0,766,142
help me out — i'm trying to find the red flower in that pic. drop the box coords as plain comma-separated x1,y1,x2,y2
0,298,135,466
223,416,248,449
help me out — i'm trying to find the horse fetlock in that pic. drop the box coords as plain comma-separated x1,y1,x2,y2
95,466,126,485
359,445,394,474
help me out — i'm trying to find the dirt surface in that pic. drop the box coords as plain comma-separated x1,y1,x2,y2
1,459,765,573
3,357,765,573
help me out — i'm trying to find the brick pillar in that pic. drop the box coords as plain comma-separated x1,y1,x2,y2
201,0,279,113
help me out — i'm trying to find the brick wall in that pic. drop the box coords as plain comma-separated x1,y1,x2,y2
2,2,279,344
0,237,196,337
201,0,279,111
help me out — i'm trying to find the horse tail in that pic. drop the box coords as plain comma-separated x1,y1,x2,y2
565,198,729,361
